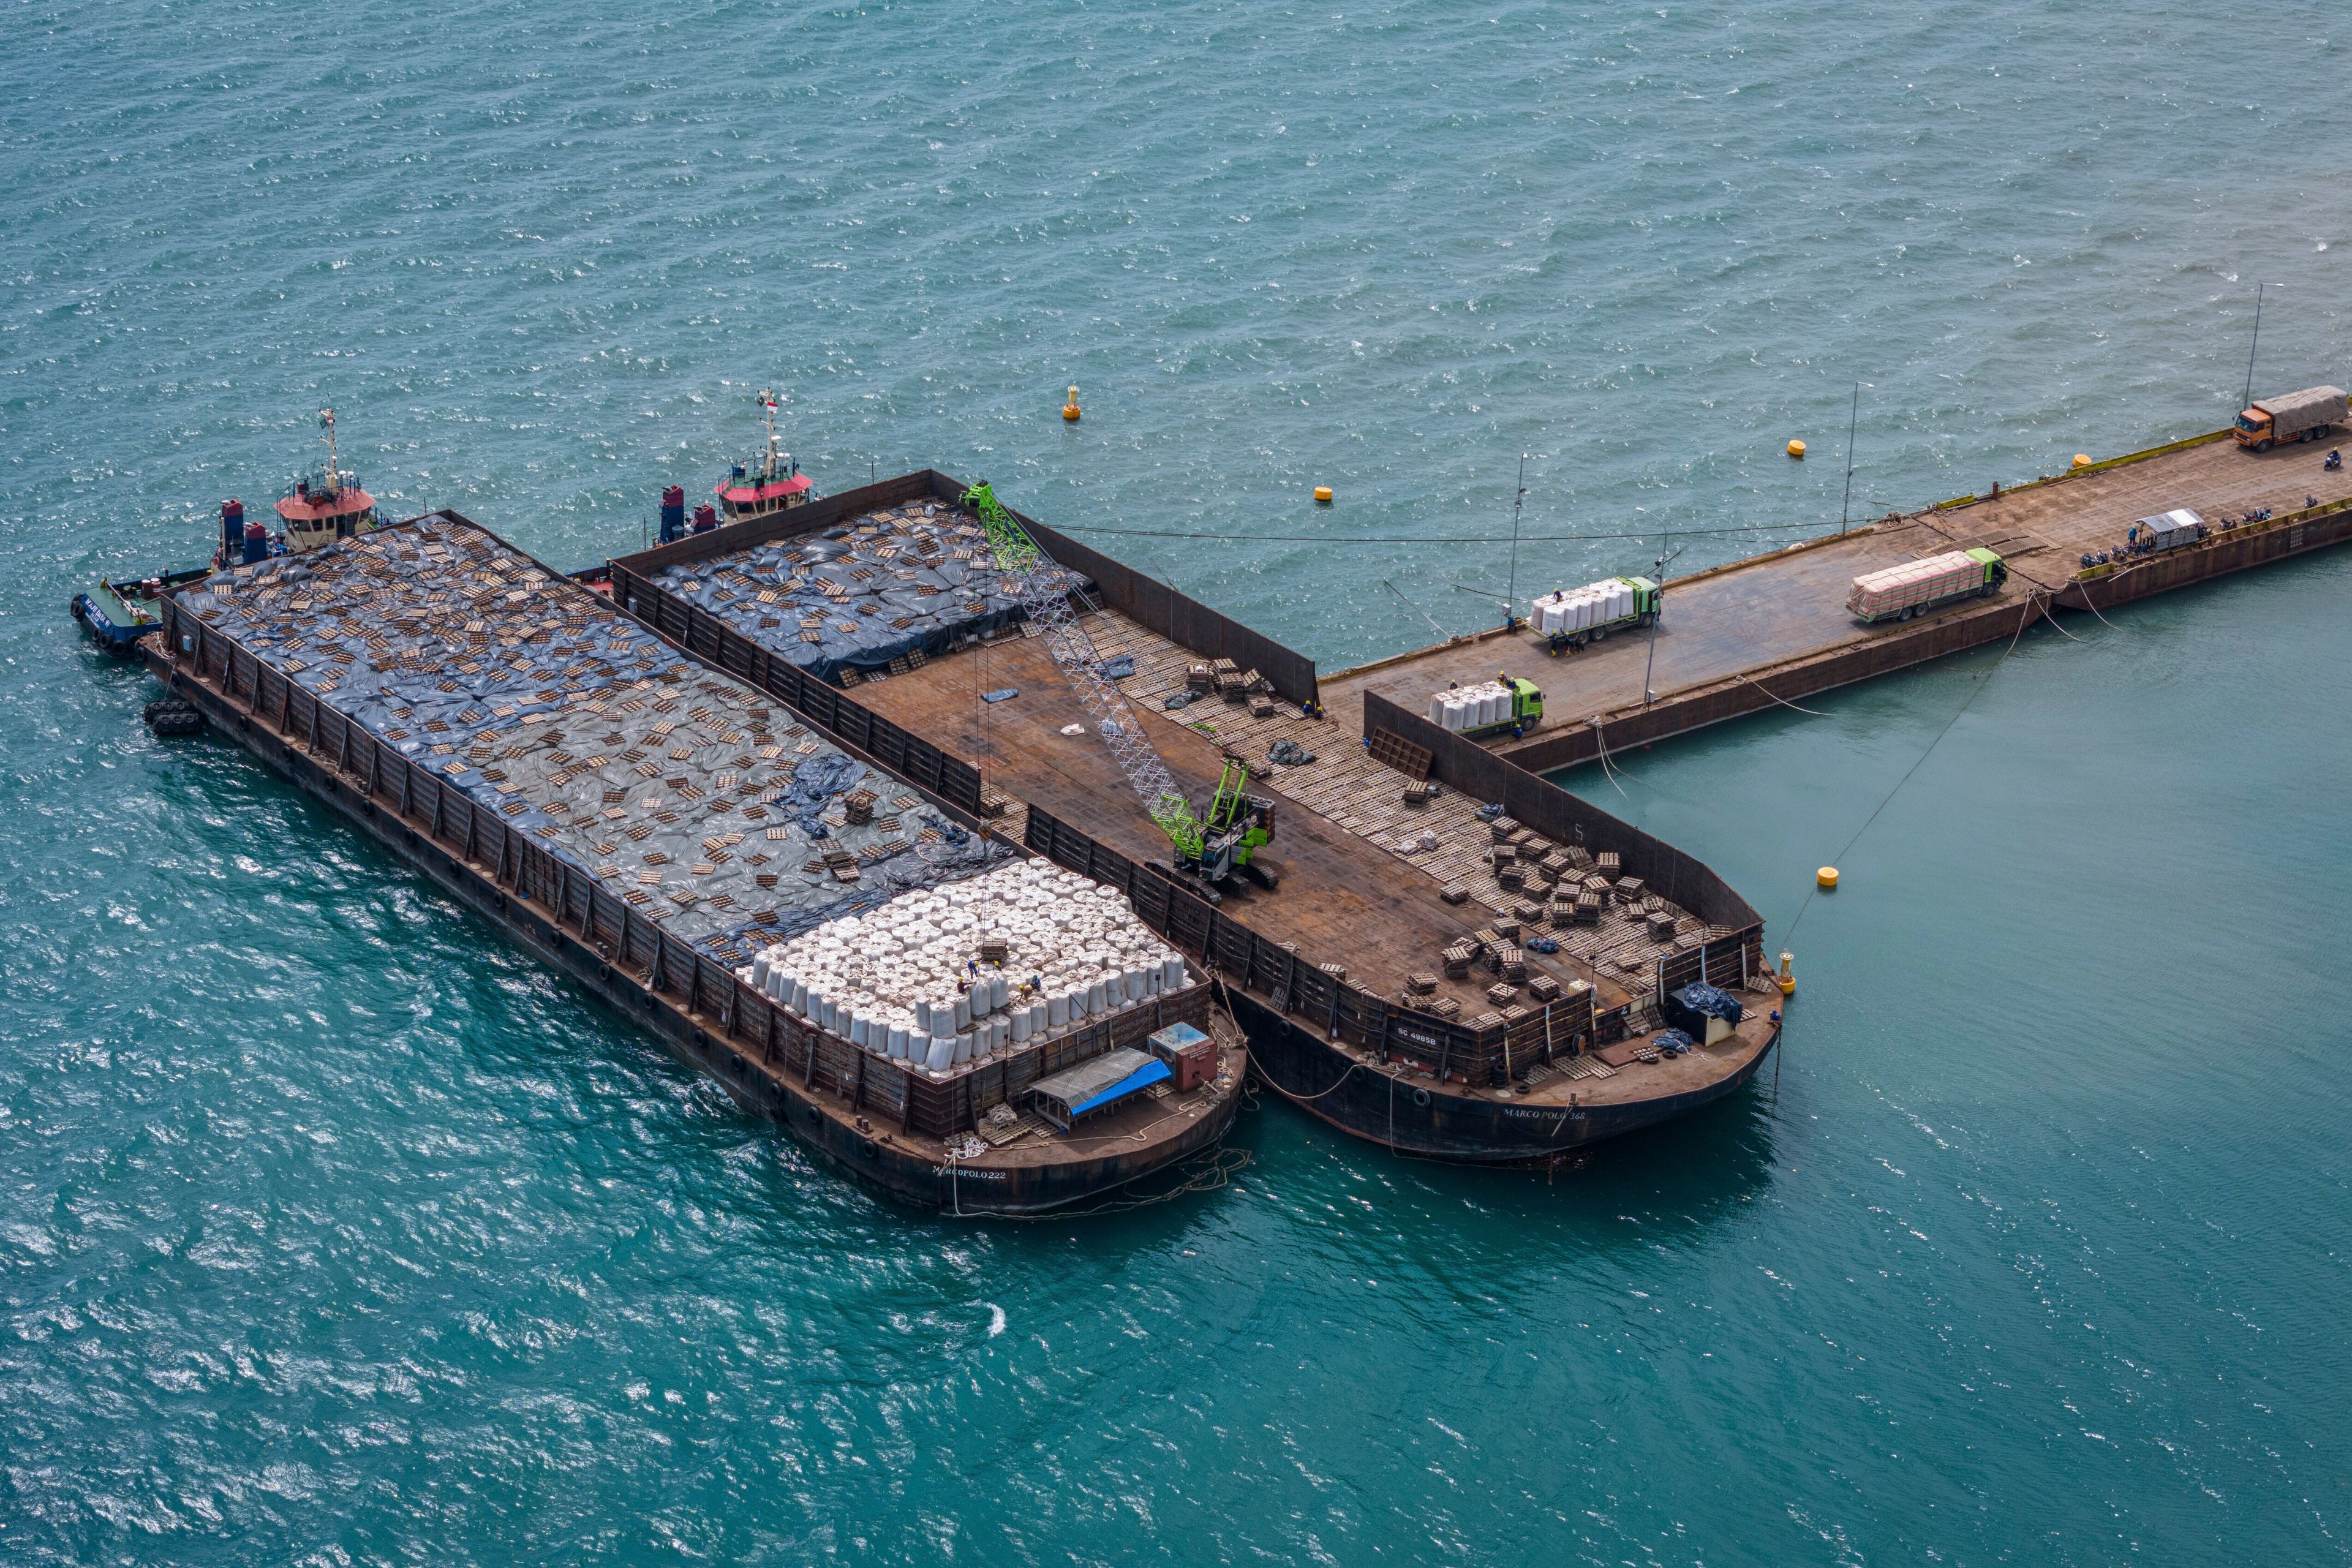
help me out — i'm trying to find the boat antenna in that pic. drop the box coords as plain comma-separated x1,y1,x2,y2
319,407,339,496
2241,283,2265,412
760,388,780,479
1503,452,1528,626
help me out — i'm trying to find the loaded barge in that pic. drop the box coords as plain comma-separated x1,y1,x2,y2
140,508,1243,1215
611,474,1780,1164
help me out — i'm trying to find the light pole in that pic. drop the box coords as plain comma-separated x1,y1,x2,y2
1641,540,1684,707
2242,283,2266,413
1502,453,1529,627
1840,381,1861,536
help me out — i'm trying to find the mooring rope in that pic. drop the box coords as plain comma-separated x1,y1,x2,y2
1786,589,2040,939
1738,671,1833,717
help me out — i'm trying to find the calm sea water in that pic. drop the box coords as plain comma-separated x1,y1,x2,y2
4,2,2348,1562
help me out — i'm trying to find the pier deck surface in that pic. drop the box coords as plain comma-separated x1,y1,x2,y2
1322,431,2352,771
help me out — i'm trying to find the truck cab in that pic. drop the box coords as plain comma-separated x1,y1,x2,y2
1504,676,1543,734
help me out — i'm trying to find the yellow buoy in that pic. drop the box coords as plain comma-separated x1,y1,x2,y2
1816,865,1839,889
2071,453,2092,469
1777,951,1796,995
1061,384,1081,423
1787,439,1806,459
1314,484,1333,504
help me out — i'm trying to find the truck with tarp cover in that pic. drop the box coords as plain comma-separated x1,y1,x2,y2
2234,385,2346,451
1846,547,2007,624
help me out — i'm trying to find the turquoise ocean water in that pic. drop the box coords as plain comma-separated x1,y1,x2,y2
4,2,2349,1561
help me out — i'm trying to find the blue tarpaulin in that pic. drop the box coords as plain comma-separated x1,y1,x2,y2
1070,1057,1170,1117
647,499,1094,684
1664,982,1743,1040
1030,1046,1172,1129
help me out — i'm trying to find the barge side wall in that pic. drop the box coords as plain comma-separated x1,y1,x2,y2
1501,491,2352,775
150,521,1226,1214
608,470,1320,707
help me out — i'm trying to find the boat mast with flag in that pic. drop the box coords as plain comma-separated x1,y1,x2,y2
712,389,815,526
272,407,382,554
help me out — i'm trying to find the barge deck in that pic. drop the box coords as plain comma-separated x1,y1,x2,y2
1329,428,2352,772
612,475,1780,1164
143,510,1243,1216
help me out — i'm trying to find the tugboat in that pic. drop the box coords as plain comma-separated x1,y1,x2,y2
707,388,815,529
70,567,212,656
641,391,820,546
74,408,380,656
265,407,381,557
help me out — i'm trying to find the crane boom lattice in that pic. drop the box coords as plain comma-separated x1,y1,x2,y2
962,483,1205,860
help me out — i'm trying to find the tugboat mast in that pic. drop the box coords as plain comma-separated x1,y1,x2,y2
319,407,341,497
758,388,787,481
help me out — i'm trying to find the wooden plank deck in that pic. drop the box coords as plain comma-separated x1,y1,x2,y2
851,622,1657,1023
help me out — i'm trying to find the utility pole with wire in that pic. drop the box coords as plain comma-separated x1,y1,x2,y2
1840,381,1862,536
1503,453,1528,627
1640,539,1684,707
2242,282,2266,412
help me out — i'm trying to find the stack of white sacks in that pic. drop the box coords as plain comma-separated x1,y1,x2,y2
1428,678,1515,732
739,860,1190,1077
1532,577,1635,637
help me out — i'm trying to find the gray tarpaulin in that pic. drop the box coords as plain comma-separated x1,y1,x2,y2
178,514,1008,963
646,498,1091,682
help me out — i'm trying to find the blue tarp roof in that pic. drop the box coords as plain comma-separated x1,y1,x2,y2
1032,1047,1172,1125
1069,1057,1170,1118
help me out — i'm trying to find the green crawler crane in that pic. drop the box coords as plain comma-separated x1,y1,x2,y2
963,481,1278,894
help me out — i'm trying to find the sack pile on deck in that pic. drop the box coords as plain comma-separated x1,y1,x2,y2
744,861,1188,1077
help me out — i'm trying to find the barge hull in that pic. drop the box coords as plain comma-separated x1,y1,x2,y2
608,475,1780,1167
143,527,1242,1217
1235,988,1776,1160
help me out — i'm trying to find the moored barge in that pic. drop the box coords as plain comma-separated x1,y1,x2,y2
610,472,1781,1164
141,508,1243,1215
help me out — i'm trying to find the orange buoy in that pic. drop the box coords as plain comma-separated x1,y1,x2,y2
1817,865,1839,889
2071,453,2092,469
1061,385,1081,422
1787,439,1807,459
1314,485,1333,504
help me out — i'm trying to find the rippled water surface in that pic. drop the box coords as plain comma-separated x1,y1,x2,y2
4,2,2349,1562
